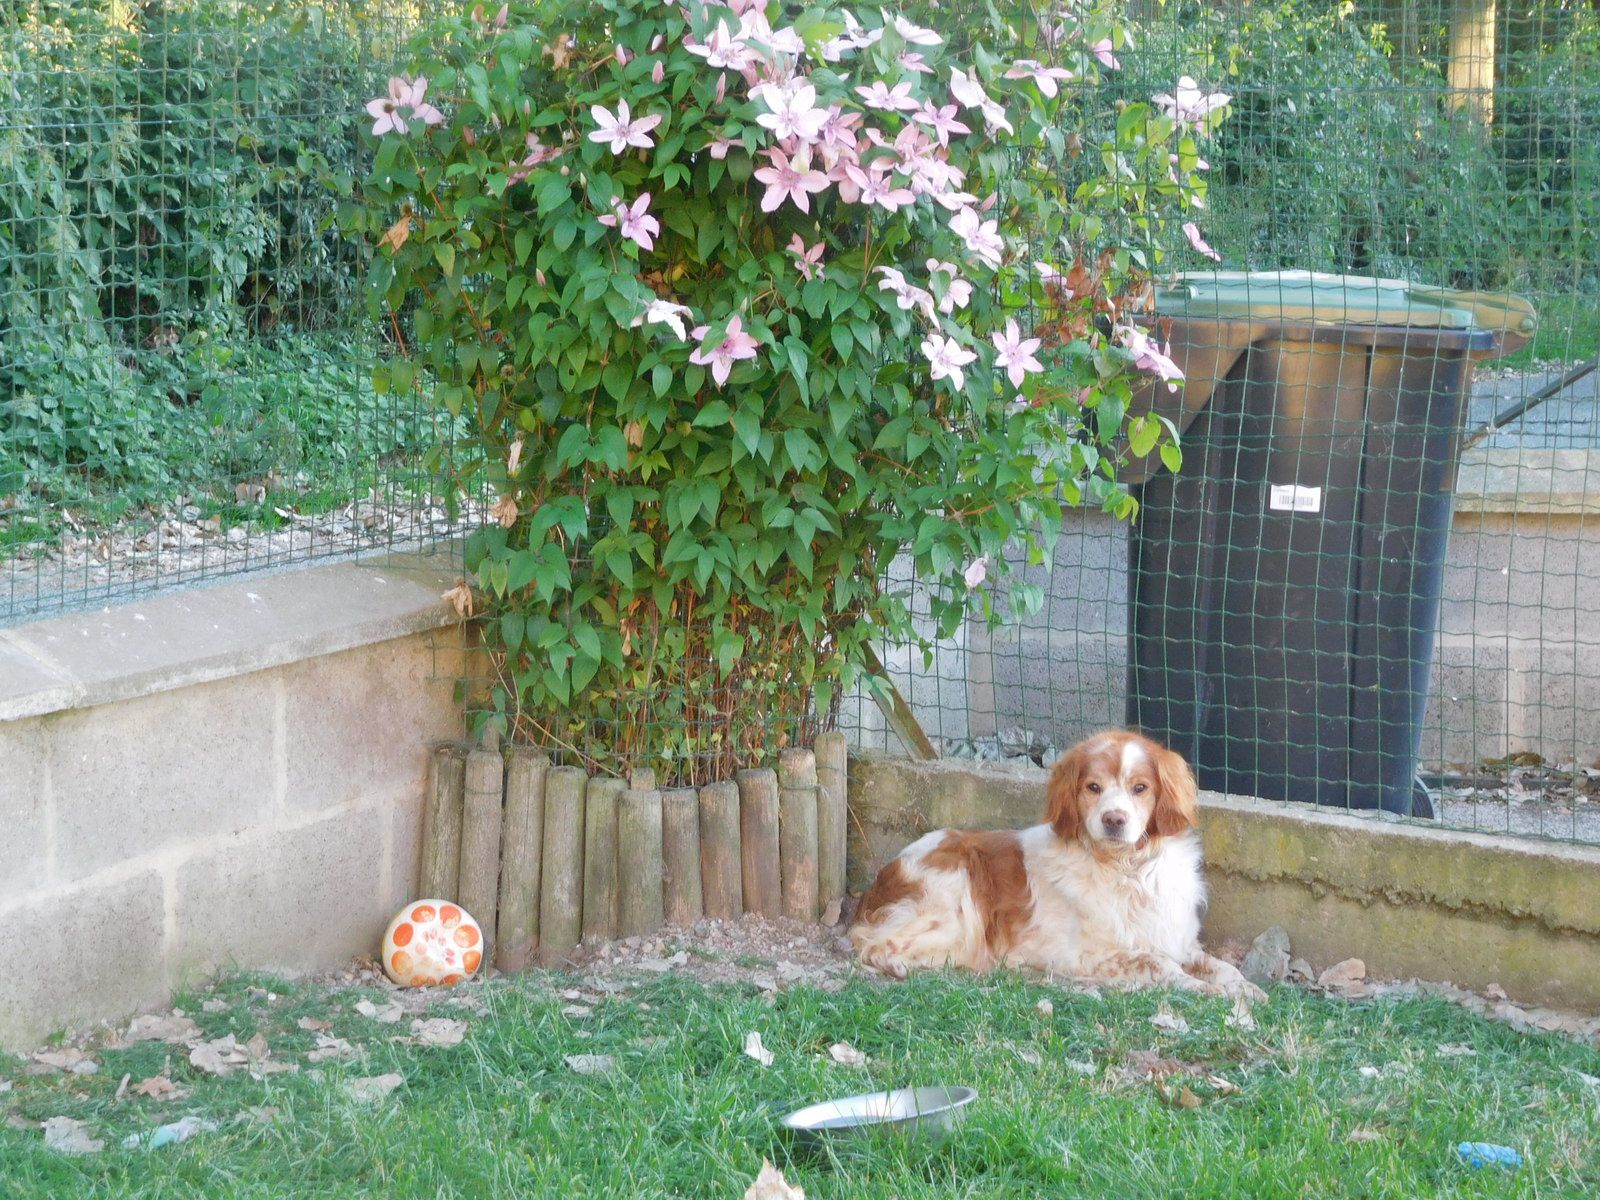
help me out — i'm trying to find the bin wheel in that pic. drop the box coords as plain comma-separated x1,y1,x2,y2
1411,775,1436,820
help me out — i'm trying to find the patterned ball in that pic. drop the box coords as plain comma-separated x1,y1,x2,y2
381,900,483,987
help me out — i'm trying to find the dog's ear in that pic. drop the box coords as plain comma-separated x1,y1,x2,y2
1150,743,1199,838
1046,744,1087,842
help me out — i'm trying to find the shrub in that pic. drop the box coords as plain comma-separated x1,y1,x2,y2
352,0,1222,781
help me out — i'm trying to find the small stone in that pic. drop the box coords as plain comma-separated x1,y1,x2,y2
1242,926,1292,987
1318,959,1368,994
1286,958,1314,983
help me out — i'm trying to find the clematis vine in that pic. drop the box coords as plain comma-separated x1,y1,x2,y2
1153,77,1231,132
921,333,979,390
365,76,444,136
788,235,826,281
753,146,830,212
964,556,989,587
690,314,761,386
588,99,662,153
1118,325,1185,391
597,193,660,250
1182,221,1221,261
991,319,1044,387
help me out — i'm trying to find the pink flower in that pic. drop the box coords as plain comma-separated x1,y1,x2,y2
753,146,830,213
978,100,1015,137
615,44,633,66
991,319,1044,387
950,206,1004,270
597,193,660,251
588,99,663,153
705,133,740,159
651,60,665,83
684,20,753,71
892,15,943,46
787,234,826,281
912,102,971,147
921,334,978,390
899,52,934,75
926,259,973,313
630,299,695,339
1004,60,1075,98
964,556,989,587
845,164,916,212
366,76,444,136
1090,38,1120,70
1118,325,1185,391
817,106,863,152
949,67,991,109
508,133,566,185
1153,77,1231,131
856,80,921,112
689,314,761,386
1182,221,1221,261
752,82,827,142
874,266,935,318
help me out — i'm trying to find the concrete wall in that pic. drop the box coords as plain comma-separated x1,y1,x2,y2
847,752,1600,1010
861,448,1600,770
0,551,464,1051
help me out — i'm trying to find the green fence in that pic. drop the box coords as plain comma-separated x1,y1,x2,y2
2,1,1596,837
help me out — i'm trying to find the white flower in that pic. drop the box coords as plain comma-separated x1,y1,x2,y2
964,556,989,587
752,82,827,142
949,206,1004,270
1153,77,1231,131
630,299,695,340
990,319,1044,387
587,99,662,153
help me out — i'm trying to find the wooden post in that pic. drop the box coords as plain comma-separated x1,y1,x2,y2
736,768,782,919
698,781,743,920
581,777,626,944
618,786,665,937
1447,0,1497,124
420,743,467,901
777,749,820,922
813,732,848,923
538,767,587,966
661,788,703,927
629,767,657,791
495,748,548,972
457,747,506,959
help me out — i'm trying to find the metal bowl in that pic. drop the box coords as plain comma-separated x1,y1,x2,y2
779,1086,977,1141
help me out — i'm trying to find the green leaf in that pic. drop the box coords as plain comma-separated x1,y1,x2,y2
731,407,760,455
603,360,632,402
651,363,672,398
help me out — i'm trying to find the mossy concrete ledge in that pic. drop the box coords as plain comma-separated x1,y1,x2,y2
846,751,1600,1010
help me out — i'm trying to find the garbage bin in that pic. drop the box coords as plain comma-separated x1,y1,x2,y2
1121,271,1535,816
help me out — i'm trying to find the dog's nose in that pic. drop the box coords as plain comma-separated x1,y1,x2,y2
1101,811,1128,836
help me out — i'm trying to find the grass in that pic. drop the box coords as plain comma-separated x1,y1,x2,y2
1497,293,1600,370
2,970,1598,1198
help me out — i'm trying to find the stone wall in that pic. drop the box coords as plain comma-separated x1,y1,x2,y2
0,552,464,1051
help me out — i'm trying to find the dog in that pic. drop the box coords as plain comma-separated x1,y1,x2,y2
849,729,1261,998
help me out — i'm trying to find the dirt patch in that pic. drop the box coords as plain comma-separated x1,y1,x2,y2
568,914,859,993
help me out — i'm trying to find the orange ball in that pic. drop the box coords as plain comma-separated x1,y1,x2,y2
381,900,484,987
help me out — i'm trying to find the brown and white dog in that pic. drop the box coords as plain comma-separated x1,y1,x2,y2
849,729,1261,998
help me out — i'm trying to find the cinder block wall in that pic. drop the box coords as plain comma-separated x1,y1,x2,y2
0,553,463,1051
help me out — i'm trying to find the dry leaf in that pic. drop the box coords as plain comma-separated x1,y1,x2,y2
545,33,576,69
442,579,475,619
562,1005,593,1018
114,1073,130,1101
1206,1073,1240,1096
1035,998,1055,1018
1226,995,1257,1032
134,1075,183,1101
354,999,404,1025
489,494,519,528
1436,1043,1477,1057
827,1042,868,1067
1158,1082,1202,1110
743,1031,774,1067
201,1000,229,1014
306,1034,357,1063
1067,1059,1097,1076
1150,1006,1190,1034
246,1032,271,1062
346,1073,405,1103
563,1053,616,1076
379,215,412,255
189,1036,248,1077
1014,1046,1043,1066
29,1048,98,1076
1347,1129,1382,1144
820,898,842,926
506,435,526,476
297,1017,332,1032
1575,1071,1600,1089
124,1013,202,1045
743,1159,805,1200
410,1018,468,1048
42,1116,103,1155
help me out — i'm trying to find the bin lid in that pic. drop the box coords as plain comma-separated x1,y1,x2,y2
1152,270,1536,341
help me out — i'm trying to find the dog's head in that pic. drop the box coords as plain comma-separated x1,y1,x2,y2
1045,730,1197,853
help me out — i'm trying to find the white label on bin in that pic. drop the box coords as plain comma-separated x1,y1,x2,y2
1269,484,1322,513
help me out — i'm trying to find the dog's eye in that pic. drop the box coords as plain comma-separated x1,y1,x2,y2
1087,782,1101,794
1133,783,1147,794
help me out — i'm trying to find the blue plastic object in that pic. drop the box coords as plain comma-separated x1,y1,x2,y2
1457,1142,1523,1170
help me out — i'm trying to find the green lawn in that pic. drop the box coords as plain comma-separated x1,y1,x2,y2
2,970,1598,1197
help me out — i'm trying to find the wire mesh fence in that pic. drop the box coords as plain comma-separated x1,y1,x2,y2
840,0,1600,844
0,0,462,623
3,2,1596,838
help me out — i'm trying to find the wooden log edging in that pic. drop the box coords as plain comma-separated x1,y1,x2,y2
418,733,849,974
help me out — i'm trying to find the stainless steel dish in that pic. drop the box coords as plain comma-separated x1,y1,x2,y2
779,1086,976,1141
